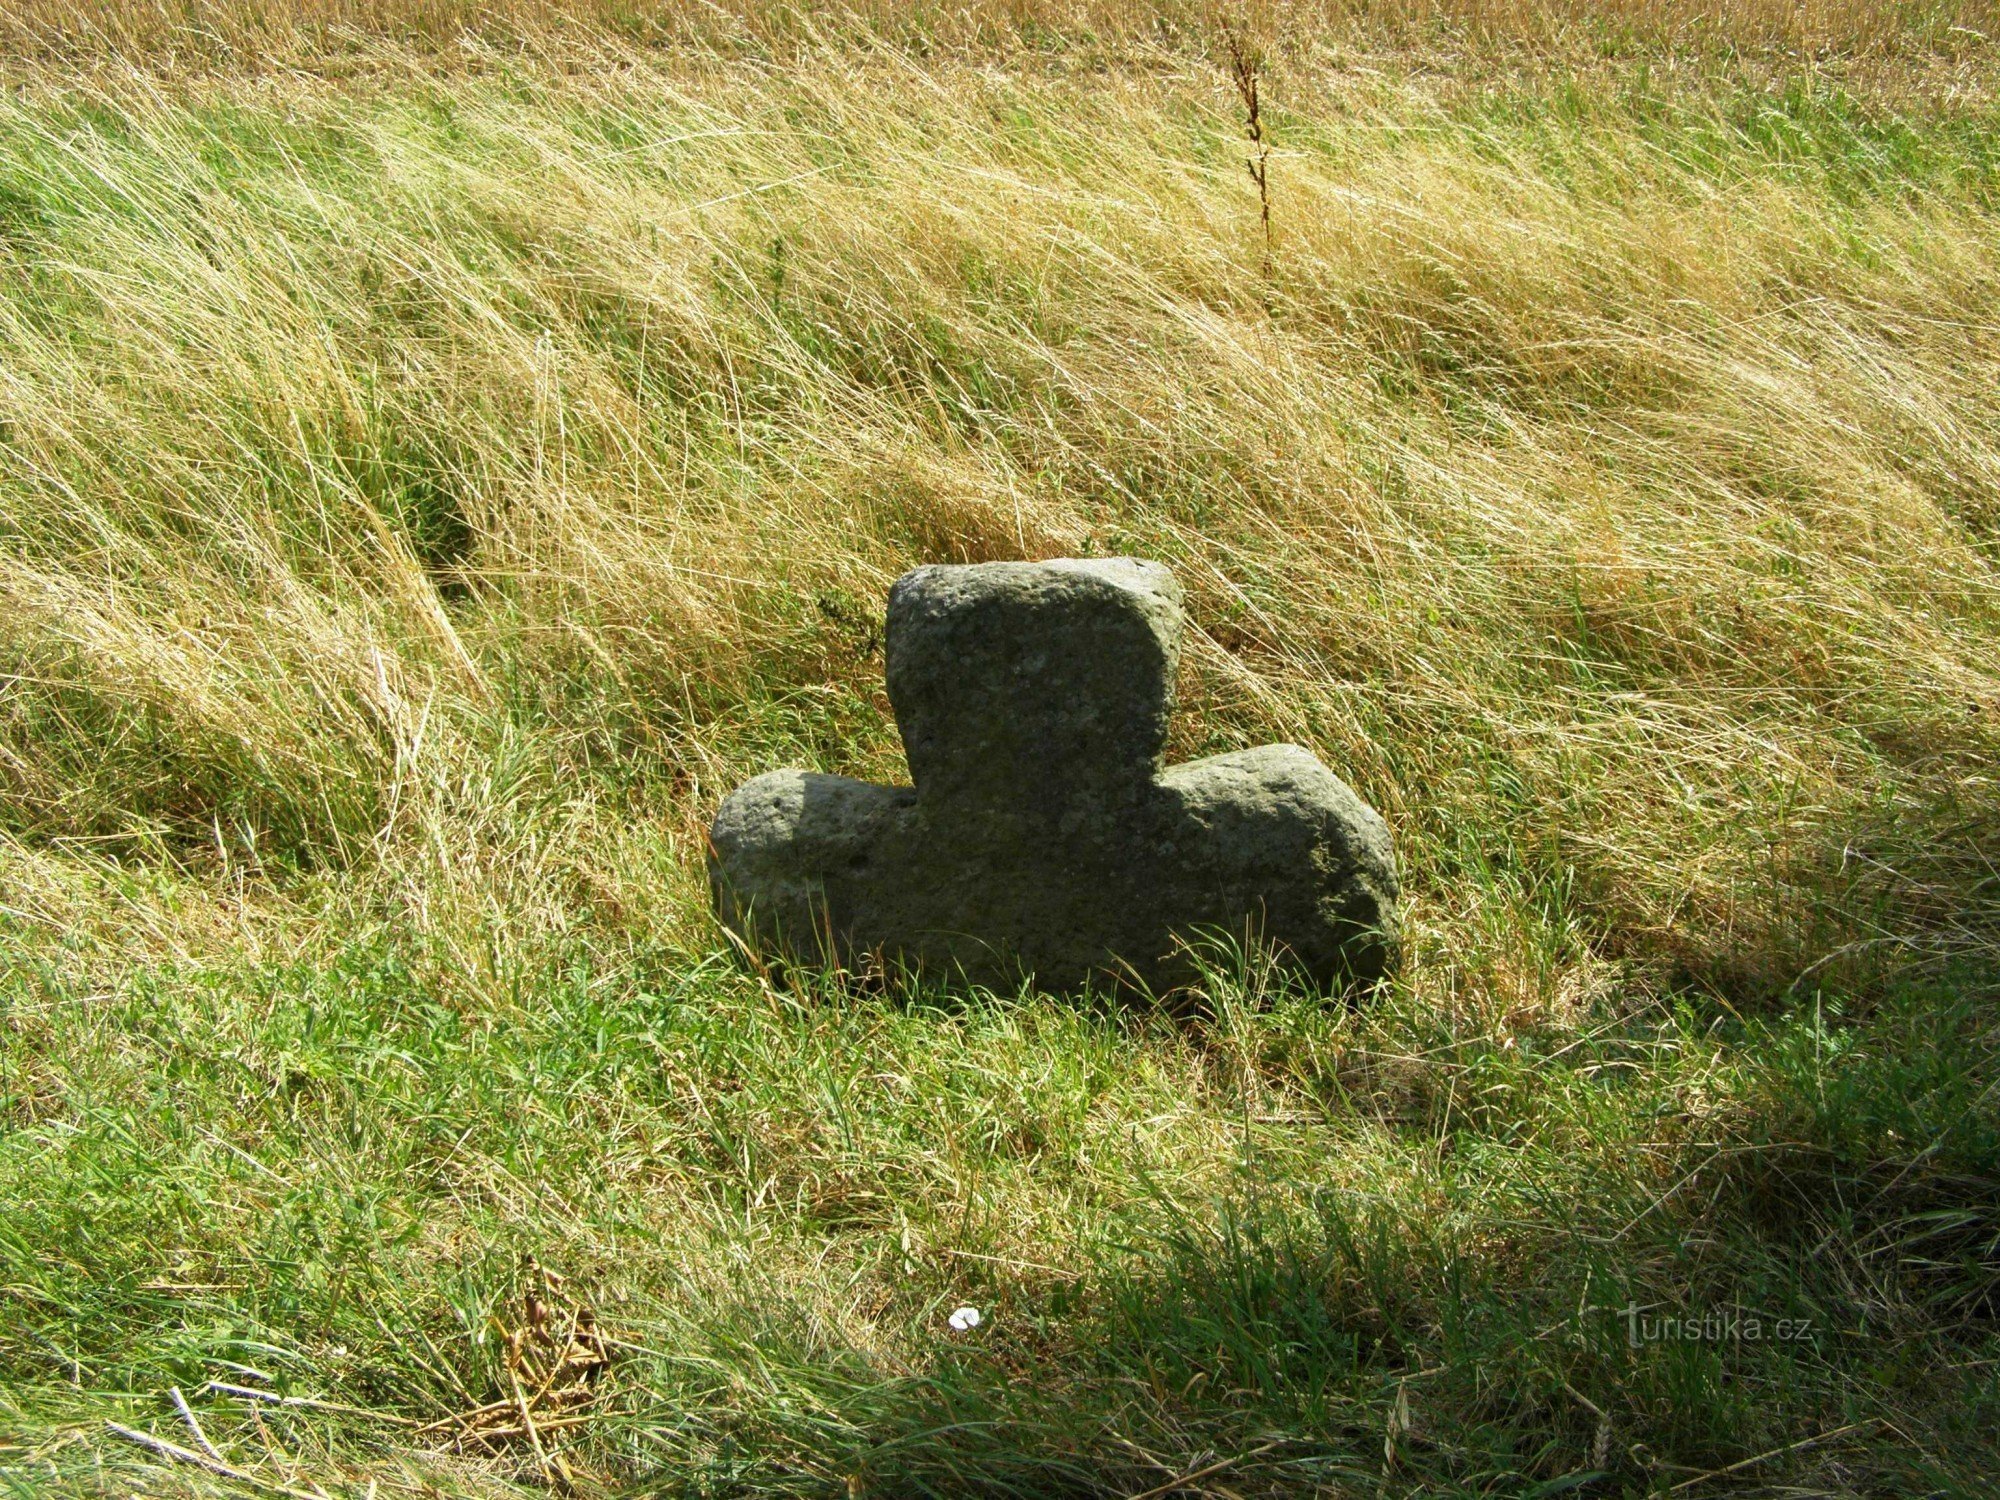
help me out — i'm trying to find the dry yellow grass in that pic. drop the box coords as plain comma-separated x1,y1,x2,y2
6,0,2000,76
5,36,1994,998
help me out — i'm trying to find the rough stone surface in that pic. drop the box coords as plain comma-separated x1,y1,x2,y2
708,557,1399,993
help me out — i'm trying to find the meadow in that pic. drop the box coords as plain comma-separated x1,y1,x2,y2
3,2,2000,1493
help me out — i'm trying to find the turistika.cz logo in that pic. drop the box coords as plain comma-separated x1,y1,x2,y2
1618,1303,1816,1347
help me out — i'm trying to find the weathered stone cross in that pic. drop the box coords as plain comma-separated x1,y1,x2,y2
708,557,1398,993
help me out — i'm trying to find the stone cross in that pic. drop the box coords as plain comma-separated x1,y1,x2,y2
708,558,1398,994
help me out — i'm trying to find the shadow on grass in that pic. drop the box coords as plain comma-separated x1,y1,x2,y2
614,1192,1998,1496
601,966,2000,1498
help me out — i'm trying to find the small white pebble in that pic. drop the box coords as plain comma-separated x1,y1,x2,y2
947,1305,982,1331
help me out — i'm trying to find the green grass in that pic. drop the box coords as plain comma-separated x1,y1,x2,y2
3,17,2000,1497
10,935,1999,1493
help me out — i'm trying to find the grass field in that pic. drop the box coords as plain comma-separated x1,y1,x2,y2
3,2,2000,1494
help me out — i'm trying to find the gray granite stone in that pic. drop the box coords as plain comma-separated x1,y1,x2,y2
709,557,1398,994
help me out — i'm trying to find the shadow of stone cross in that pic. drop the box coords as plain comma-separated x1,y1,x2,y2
708,557,1399,995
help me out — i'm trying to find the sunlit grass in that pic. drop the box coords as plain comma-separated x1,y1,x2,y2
2,9,1998,1495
